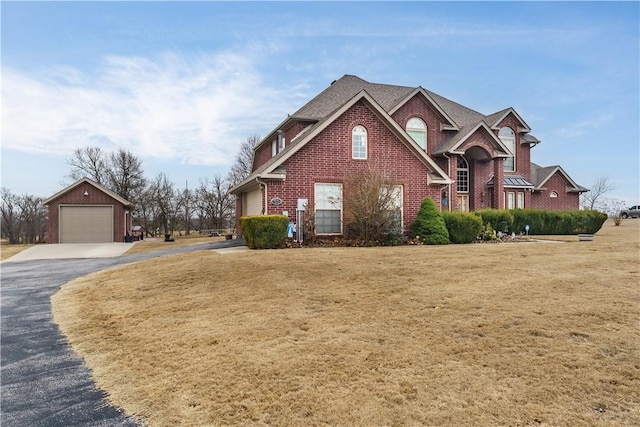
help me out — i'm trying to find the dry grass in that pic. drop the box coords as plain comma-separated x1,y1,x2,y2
123,235,227,255
52,220,640,426
0,242,33,260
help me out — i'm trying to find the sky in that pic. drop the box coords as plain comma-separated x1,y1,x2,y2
2,1,639,205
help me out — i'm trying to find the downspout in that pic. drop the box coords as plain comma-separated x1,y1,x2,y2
256,177,268,215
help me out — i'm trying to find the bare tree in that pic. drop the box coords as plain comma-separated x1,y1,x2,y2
227,134,261,186
343,167,401,243
67,147,146,203
197,175,234,230
18,194,47,243
1,188,22,244
67,147,108,184
1,188,47,244
107,148,147,203
581,177,616,211
176,182,195,235
149,173,176,236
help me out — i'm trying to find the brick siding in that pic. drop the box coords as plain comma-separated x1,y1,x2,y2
530,173,581,210
46,181,131,243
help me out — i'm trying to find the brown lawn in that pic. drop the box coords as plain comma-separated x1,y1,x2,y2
0,241,33,260
52,220,640,426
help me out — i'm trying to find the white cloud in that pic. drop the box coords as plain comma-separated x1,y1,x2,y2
551,114,614,140
2,50,302,166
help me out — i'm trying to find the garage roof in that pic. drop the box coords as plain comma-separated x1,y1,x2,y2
42,177,135,207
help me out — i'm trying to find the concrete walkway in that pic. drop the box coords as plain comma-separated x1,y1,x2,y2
3,243,136,263
1,239,247,426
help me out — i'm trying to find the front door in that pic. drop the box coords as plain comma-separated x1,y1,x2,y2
457,195,469,212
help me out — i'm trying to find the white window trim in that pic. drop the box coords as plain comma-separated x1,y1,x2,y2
517,191,524,209
381,184,404,232
315,183,343,235
506,191,515,210
499,127,516,173
457,157,469,193
550,191,558,198
407,117,427,151
352,126,367,159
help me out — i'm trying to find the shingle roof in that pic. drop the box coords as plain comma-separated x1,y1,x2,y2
292,75,415,120
530,163,588,192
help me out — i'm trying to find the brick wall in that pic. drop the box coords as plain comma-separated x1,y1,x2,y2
391,95,449,155
253,120,318,170
46,181,131,243
261,100,443,231
530,173,581,210
493,114,532,182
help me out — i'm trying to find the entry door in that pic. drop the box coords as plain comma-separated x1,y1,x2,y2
457,195,469,212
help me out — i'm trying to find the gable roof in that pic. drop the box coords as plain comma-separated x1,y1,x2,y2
432,121,512,157
530,163,588,193
254,74,535,158
485,107,531,133
232,89,453,193
43,177,135,207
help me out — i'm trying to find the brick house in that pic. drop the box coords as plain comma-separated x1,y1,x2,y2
43,177,135,243
231,75,586,236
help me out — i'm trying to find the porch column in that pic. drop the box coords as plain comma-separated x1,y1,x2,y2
493,158,505,209
450,155,458,210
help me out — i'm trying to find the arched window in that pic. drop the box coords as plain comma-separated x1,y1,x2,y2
407,118,427,150
499,127,516,172
550,191,558,198
352,125,367,159
457,157,469,193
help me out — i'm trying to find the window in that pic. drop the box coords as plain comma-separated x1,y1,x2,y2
381,185,403,233
506,191,515,209
352,126,367,159
407,118,427,150
278,132,285,152
457,157,469,193
499,127,516,172
315,183,342,234
517,192,524,209
550,191,558,198
271,140,277,157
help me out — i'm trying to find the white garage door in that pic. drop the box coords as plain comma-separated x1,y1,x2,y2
60,206,114,243
244,188,263,216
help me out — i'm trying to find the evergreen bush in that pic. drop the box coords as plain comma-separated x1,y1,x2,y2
240,215,289,249
410,198,449,245
441,212,483,244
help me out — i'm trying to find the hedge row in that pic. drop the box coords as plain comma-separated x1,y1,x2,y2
241,206,607,249
474,208,607,235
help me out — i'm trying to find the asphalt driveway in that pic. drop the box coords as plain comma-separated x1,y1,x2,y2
1,238,247,426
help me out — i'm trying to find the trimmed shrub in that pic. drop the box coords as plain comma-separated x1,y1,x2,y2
410,197,449,245
442,212,483,244
240,215,289,249
475,209,513,233
511,209,607,235
576,210,608,234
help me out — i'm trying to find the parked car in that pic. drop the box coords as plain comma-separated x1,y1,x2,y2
620,205,640,218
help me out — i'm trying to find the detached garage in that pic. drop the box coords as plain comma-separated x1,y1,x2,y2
43,178,135,243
